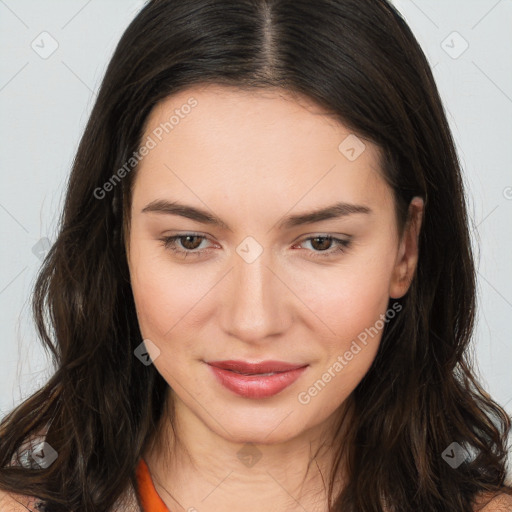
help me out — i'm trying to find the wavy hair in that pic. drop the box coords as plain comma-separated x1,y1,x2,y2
1,0,511,510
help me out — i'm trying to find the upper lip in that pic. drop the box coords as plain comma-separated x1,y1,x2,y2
206,360,308,374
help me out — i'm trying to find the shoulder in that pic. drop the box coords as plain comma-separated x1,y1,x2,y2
474,492,512,512
0,486,141,512
0,489,44,511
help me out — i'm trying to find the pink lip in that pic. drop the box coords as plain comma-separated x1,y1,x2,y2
206,360,308,399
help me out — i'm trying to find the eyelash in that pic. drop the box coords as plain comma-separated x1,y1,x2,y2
158,233,351,260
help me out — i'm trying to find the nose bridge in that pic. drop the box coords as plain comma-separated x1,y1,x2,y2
222,241,287,342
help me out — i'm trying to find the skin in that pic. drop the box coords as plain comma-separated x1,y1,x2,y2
126,84,423,512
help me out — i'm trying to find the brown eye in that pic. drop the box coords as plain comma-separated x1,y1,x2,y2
298,235,352,259
159,234,212,259
309,236,334,251
178,235,204,250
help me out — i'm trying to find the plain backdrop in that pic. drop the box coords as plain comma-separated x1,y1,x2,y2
1,0,511,459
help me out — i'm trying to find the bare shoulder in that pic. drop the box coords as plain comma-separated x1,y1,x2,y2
0,484,141,512
475,492,512,512
0,489,42,511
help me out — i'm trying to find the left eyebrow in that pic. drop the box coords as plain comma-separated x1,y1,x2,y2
141,199,372,231
277,201,372,229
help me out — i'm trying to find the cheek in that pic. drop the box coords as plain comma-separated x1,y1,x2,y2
128,242,204,340
290,250,395,347
294,266,392,414
129,252,206,385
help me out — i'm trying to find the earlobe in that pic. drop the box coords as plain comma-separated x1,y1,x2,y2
389,197,424,299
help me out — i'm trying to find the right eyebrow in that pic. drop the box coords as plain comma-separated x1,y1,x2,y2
141,200,231,230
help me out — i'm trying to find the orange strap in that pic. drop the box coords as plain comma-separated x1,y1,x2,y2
136,458,170,512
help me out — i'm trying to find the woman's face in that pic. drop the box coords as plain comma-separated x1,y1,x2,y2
126,84,421,445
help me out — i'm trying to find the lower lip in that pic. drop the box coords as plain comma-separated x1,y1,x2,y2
207,365,308,399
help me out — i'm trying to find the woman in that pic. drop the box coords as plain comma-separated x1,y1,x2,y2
0,0,511,511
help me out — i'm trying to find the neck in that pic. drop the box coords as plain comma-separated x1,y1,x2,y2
143,391,353,512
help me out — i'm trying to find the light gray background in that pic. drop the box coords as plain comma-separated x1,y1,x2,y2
1,0,511,446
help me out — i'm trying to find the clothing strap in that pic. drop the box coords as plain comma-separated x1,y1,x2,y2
136,458,170,512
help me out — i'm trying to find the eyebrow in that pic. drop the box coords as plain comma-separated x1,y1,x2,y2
141,199,371,230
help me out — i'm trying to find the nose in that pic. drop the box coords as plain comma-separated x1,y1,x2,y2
220,246,291,344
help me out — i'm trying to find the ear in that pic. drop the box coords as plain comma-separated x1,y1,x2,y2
389,196,424,299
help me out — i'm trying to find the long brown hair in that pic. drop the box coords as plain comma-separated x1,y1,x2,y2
1,0,511,510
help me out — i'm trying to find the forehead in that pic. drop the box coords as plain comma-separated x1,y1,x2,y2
132,84,393,218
